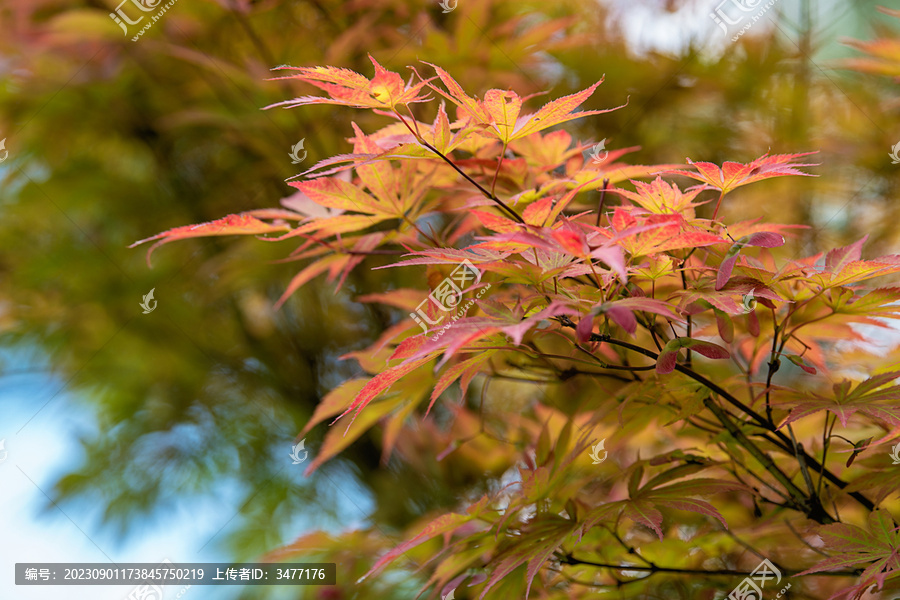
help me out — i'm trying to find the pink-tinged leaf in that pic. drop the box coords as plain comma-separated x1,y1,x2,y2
655,231,724,253
785,354,816,374
274,254,349,309
747,310,760,337
827,256,900,287
744,231,786,248
479,516,577,600
681,339,730,360
421,62,490,123
605,305,637,335
400,317,502,365
621,500,665,540
332,356,434,434
297,143,437,180
627,478,747,536
715,254,739,290
612,176,707,214
716,232,783,290
552,228,588,256
281,213,391,238
376,247,507,270
655,498,729,528
360,512,477,582
825,235,868,274
380,398,422,466
430,350,498,411
500,301,581,346
130,213,291,267
304,392,402,476
523,196,554,227
436,440,460,462
281,189,344,220
546,177,602,224
775,371,900,428
510,79,627,141
356,288,428,312
471,209,520,233
289,177,391,215
483,89,524,143
368,54,407,106
590,245,628,282
667,152,819,194
299,379,368,437
645,477,748,497
348,122,399,207
576,314,594,342
431,102,452,153
612,297,685,322
714,309,734,343
390,334,426,361
267,55,432,111
261,530,338,563
794,510,900,593
656,340,680,374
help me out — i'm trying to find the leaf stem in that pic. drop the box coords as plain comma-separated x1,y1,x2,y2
392,108,525,224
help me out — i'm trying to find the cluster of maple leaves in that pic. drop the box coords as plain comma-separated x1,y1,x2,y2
133,56,900,599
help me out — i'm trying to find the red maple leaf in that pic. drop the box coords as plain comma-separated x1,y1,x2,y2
667,152,819,218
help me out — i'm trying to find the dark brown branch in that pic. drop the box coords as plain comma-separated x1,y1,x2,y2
555,318,876,512
392,110,524,224
559,553,859,578
705,397,833,523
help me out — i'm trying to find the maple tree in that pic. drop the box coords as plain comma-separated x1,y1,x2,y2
133,57,900,599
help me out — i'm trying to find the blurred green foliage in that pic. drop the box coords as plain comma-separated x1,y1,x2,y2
1,0,900,597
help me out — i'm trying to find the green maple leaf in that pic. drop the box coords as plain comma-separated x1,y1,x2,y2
796,509,900,596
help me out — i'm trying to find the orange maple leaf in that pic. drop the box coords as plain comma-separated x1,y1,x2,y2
265,54,433,111
421,62,624,144
668,152,819,218
129,212,295,267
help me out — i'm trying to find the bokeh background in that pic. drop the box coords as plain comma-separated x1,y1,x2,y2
2,0,900,598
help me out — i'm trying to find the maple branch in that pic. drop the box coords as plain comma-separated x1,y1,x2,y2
558,552,859,577
704,397,833,523
555,318,877,512
817,413,836,497
764,318,781,423
595,178,609,227
679,259,692,368
766,317,829,516
391,109,525,224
